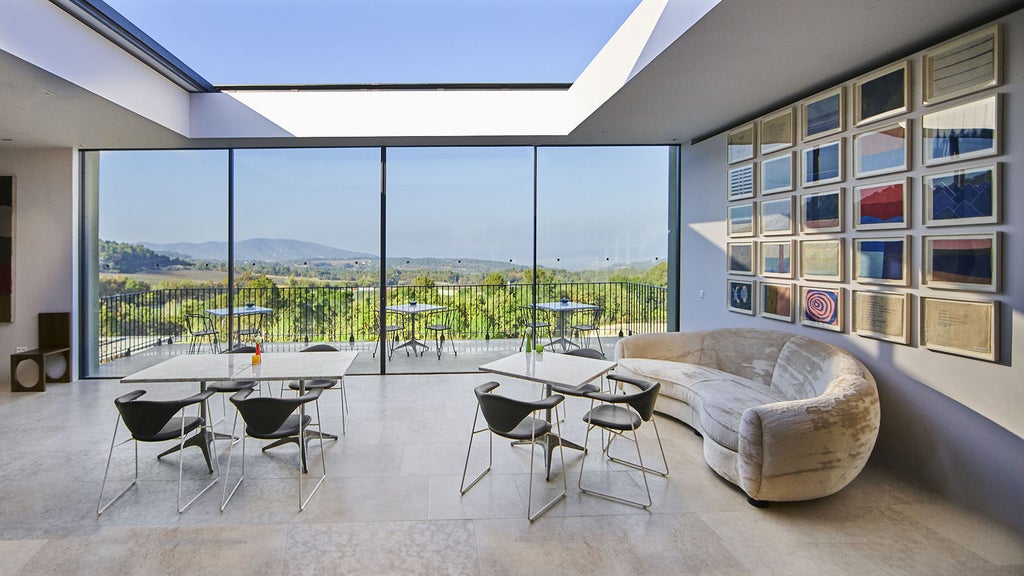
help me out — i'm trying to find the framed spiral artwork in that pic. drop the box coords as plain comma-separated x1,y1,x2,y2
800,286,844,331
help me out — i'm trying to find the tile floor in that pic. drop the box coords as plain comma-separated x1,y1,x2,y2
1,373,1022,576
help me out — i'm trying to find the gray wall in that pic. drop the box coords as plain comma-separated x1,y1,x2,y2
0,148,75,382
679,11,1024,532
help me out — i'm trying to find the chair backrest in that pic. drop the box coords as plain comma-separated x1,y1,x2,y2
622,379,661,422
565,347,605,360
230,388,320,436
115,390,192,440
474,382,546,436
185,313,207,335
518,305,544,326
302,343,338,353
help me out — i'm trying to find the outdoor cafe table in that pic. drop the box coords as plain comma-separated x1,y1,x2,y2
121,351,358,460
479,351,616,475
534,301,599,352
386,302,446,357
206,305,272,348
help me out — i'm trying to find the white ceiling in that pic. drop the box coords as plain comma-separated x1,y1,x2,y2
0,0,1020,150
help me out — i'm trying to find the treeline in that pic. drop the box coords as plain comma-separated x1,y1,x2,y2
100,239,190,273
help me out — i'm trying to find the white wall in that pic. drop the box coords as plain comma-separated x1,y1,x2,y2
0,148,76,382
679,11,1024,531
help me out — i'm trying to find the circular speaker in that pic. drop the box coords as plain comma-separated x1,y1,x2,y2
44,353,67,381
15,358,40,388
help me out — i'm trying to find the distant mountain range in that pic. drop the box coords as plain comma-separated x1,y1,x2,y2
141,238,377,262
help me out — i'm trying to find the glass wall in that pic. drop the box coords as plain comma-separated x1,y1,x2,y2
82,145,672,377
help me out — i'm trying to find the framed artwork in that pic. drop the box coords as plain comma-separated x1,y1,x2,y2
0,176,12,323
759,196,794,236
854,121,908,178
728,163,756,200
760,107,794,155
727,278,756,315
802,139,844,187
921,297,999,362
923,25,1000,106
853,179,909,230
728,122,756,164
760,152,794,195
799,188,843,234
800,286,844,332
760,282,794,322
760,240,794,279
727,242,755,275
922,95,999,166
802,87,844,141
854,236,909,286
923,164,999,227
853,290,910,344
727,202,756,238
922,233,999,292
800,238,844,282
853,61,910,126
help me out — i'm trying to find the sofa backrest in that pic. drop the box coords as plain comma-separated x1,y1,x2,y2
694,328,791,386
770,335,868,400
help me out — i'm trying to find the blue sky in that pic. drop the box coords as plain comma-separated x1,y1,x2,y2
104,0,642,85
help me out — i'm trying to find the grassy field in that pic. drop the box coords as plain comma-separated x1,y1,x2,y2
101,269,227,285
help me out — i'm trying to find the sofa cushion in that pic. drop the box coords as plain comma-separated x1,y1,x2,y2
771,336,867,400
690,379,787,451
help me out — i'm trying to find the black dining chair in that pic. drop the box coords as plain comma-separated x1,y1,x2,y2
221,388,326,512
578,375,668,508
185,313,220,354
460,381,566,522
549,347,609,422
425,308,458,360
517,305,552,351
569,306,604,355
285,343,347,434
371,313,404,360
97,389,219,515
206,346,259,440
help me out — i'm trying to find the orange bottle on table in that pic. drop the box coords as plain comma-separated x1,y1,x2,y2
252,342,262,365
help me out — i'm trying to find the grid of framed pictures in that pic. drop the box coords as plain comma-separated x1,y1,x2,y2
720,22,1004,361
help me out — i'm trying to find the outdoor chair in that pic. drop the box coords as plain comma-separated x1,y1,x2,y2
185,313,219,354
578,375,668,508
425,308,458,360
460,381,566,522
371,313,404,360
517,305,552,351
221,388,326,512
285,343,348,434
97,389,219,515
569,306,604,355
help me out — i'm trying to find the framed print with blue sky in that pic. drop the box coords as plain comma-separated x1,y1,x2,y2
802,139,844,187
923,163,999,227
854,121,908,178
799,188,843,234
760,152,794,195
853,60,910,126
759,196,794,236
922,95,998,166
854,236,909,286
760,240,794,279
727,202,756,237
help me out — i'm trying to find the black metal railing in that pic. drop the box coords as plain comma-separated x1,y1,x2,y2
97,282,667,363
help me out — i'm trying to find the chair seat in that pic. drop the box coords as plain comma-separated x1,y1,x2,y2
287,379,336,390
492,416,552,440
425,324,449,331
572,324,596,331
582,404,641,431
136,416,205,442
208,380,257,393
385,325,403,332
246,414,313,440
192,329,217,337
549,382,600,397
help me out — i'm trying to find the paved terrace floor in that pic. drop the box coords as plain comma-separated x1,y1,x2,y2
1,371,1022,575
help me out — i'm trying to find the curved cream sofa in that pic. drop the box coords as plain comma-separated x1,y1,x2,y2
614,328,880,504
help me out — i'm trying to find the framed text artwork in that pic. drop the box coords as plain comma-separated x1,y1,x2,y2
922,233,1000,292
760,196,795,236
921,297,998,362
854,236,910,286
728,123,756,164
802,139,844,187
922,95,999,166
728,163,756,200
760,152,794,195
760,240,794,279
800,238,844,282
760,108,795,155
923,25,1000,106
802,87,844,141
727,278,756,316
0,176,11,323
853,179,909,230
727,202,756,238
853,290,910,345
853,121,909,178
853,60,910,126
760,282,794,322
799,188,843,234
727,242,755,275
923,164,999,227
800,286,844,332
